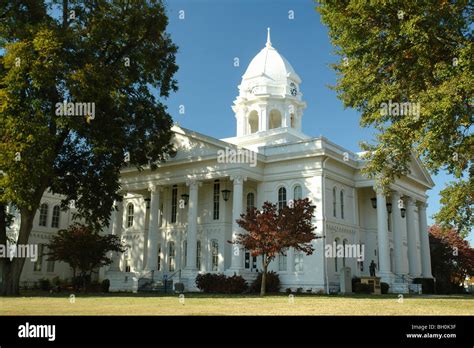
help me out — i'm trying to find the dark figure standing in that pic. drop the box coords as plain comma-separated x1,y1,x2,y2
369,260,377,277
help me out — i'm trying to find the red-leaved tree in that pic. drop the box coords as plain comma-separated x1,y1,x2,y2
429,225,474,293
234,199,318,296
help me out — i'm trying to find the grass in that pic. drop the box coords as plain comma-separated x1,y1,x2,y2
0,292,473,315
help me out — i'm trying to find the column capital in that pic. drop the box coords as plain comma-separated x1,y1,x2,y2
230,175,247,185
185,179,202,188
148,184,162,193
417,201,428,209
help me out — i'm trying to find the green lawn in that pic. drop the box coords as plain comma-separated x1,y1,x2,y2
1,292,473,315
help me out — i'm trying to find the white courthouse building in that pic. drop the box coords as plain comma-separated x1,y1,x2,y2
9,30,434,293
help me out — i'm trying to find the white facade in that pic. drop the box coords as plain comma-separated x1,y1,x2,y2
9,29,434,293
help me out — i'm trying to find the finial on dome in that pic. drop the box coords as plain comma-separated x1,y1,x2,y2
266,27,272,47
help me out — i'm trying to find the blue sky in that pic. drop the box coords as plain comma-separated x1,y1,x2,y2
162,0,464,237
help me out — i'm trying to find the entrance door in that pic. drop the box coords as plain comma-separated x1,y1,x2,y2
244,251,257,272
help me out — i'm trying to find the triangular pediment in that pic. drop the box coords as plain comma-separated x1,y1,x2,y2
169,126,236,162
406,154,435,188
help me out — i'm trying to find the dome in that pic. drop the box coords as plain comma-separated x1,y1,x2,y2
242,28,301,85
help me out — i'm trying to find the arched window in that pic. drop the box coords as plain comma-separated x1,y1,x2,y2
294,185,302,200
127,203,134,227
39,203,48,227
168,242,175,272
248,110,259,134
269,109,282,129
51,205,61,228
278,187,287,210
247,192,255,210
332,187,337,217
340,190,344,220
211,240,219,272
334,238,339,272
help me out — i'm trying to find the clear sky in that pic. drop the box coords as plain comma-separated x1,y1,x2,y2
162,0,465,239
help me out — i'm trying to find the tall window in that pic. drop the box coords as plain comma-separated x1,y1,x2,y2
34,244,44,271
183,240,187,267
39,203,48,227
168,242,175,271
332,187,337,217
157,243,161,271
213,180,220,220
46,246,55,272
171,185,178,223
279,252,287,271
247,192,255,210
51,205,60,228
294,185,302,200
342,239,347,267
294,251,304,272
211,240,219,271
278,187,287,210
196,240,201,271
334,238,339,272
340,190,344,219
127,203,134,227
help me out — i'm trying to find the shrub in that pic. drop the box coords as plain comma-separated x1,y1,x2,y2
285,288,292,294
381,282,390,294
412,278,435,294
101,279,110,293
250,271,280,293
351,277,361,289
195,273,247,294
38,278,51,291
354,282,372,294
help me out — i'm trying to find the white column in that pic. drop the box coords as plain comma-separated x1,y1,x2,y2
230,175,246,271
110,199,123,271
259,105,267,132
418,202,433,278
145,186,161,271
375,189,391,280
406,197,420,277
391,192,404,275
185,180,200,270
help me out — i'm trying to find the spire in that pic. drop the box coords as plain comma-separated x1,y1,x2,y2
266,27,272,47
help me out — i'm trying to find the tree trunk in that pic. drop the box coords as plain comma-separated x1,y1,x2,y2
0,207,38,296
260,254,267,296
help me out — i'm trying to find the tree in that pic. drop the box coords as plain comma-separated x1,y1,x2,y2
234,199,318,296
0,1,178,295
316,1,473,233
46,223,125,291
429,225,474,293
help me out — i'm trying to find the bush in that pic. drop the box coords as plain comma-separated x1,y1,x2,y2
101,279,110,293
195,273,247,294
250,271,280,293
381,282,390,294
354,282,372,294
351,277,361,289
412,278,435,294
38,278,51,291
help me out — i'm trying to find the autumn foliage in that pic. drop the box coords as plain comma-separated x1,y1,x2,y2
429,225,474,293
234,199,318,295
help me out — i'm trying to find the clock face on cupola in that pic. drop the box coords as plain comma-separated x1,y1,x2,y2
289,82,297,96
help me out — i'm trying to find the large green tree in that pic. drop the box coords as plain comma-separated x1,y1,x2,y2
316,1,473,235
0,0,178,295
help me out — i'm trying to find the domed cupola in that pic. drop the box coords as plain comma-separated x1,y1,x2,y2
232,28,306,137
